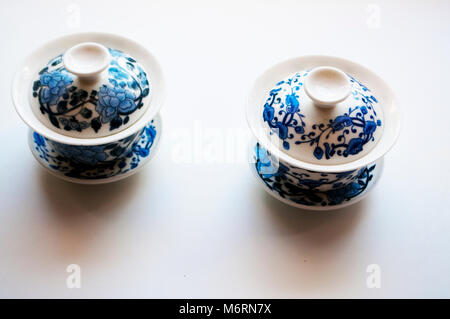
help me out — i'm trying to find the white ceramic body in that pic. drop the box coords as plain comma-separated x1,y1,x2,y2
247,55,400,198
258,146,367,192
12,32,165,145
251,140,383,210
29,114,162,183
36,122,147,165
12,33,165,183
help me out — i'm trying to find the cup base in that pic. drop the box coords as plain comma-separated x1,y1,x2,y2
28,115,162,185
249,142,383,211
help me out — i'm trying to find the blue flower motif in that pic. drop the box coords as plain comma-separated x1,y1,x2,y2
96,85,137,123
33,132,46,147
55,144,108,165
263,104,275,122
40,70,73,105
285,92,299,114
331,115,352,131
145,125,157,140
363,121,377,135
346,138,364,155
255,144,277,177
360,106,368,114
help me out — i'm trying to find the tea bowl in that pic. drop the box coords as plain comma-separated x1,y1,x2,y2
247,55,400,209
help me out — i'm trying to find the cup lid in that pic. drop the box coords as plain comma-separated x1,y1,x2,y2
262,65,384,165
29,41,151,138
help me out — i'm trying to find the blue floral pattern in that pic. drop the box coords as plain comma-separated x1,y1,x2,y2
97,85,137,123
39,70,74,105
31,121,157,180
252,143,376,207
263,72,382,160
53,144,108,166
32,48,150,133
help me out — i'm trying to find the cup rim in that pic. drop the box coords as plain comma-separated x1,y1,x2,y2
246,55,401,173
12,31,165,146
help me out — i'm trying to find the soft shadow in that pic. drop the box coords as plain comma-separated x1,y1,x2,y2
35,167,150,259
261,189,368,244
252,186,372,294
39,168,143,218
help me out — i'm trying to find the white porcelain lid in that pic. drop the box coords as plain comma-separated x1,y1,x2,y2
261,66,384,165
13,32,165,146
29,41,151,138
247,55,401,173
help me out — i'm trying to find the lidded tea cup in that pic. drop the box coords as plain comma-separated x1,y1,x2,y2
247,55,401,208
12,32,165,183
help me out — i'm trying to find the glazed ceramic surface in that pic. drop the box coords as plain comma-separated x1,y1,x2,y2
251,142,383,210
13,32,165,147
13,33,165,183
247,55,400,174
262,68,383,165
247,55,400,209
254,141,366,192
29,115,161,184
30,45,150,138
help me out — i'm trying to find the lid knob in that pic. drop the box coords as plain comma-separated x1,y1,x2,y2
304,66,351,108
63,42,111,80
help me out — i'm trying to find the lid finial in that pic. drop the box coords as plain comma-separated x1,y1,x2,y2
63,42,111,80
304,66,351,108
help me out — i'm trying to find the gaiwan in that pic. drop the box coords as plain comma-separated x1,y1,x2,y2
12,33,165,184
247,56,400,210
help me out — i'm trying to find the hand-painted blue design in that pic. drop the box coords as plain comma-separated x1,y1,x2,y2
255,143,360,191
33,132,51,162
126,124,157,170
33,132,46,147
263,77,306,146
253,143,375,206
32,121,157,180
96,85,137,123
39,70,74,105
32,48,150,133
53,144,108,166
263,71,382,159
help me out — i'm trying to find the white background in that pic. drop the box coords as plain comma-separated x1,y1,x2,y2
0,0,449,298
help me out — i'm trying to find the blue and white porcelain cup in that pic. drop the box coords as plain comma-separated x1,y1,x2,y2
12,33,165,183
247,55,401,202
253,143,368,192
33,120,158,166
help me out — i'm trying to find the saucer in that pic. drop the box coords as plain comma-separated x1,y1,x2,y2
250,142,383,210
29,114,162,184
